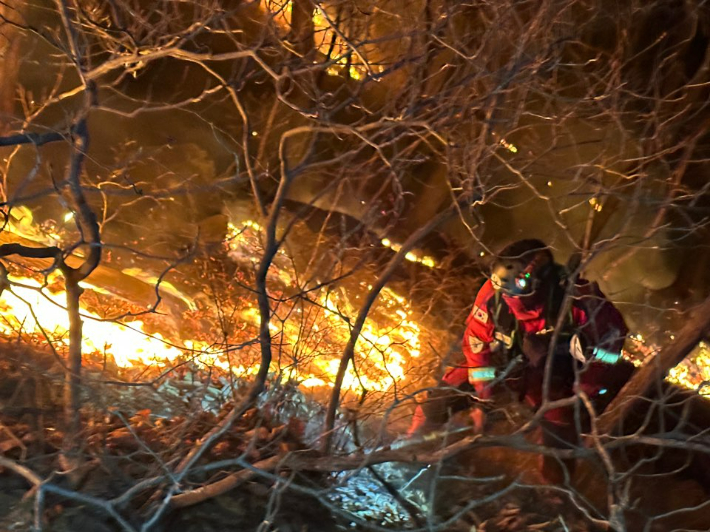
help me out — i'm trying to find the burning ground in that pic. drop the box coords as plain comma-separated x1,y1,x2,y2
0,203,708,531
0,204,447,397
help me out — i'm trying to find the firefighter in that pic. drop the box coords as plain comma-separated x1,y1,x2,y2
408,239,634,483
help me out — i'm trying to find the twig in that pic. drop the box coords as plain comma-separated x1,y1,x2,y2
170,455,283,508
0,131,65,147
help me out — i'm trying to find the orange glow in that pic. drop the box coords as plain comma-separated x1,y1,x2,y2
226,221,422,392
0,276,222,370
7,206,62,246
667,341,710,396
2,207,708,399
0,210,425,395
0,271,418,391
261,0,369,81
381,238,437,268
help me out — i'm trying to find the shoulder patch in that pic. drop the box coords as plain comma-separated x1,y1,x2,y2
472,305,489,324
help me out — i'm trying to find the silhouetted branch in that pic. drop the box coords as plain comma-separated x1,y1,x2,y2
0,131,65,147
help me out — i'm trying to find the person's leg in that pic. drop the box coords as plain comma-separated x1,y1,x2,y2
421,386,474,422
523,367,579,484
407,403,429,437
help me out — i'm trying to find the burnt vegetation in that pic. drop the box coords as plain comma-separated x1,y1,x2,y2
0,0,708,531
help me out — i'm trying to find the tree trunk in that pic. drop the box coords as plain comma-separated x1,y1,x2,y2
62,277,83,459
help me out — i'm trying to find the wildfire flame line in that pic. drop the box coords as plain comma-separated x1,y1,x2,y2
0,210,425,395
226,221,422,392
1,206,708,399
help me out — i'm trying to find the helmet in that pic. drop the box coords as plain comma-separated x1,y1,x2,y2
490,239,553,296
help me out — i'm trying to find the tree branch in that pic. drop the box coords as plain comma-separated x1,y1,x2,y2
322,197,477,452
0,131,65,147
597,294,710,435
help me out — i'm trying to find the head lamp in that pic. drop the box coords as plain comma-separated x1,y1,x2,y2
515,273,530,291
490,240,552,297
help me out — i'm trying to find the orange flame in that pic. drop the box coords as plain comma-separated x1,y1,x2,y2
3,206,707,399
0,209,425,395
226,221,422,392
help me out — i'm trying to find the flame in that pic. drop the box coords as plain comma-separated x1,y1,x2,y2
626,336,710,396
121,268,198,311
588,197,603,212
6,206,62,246
0,211,427,396
226,221,423,392
667,341,710,396
262,0,369,81
381,238,437,269
3,206,709,400
0,276,226,370
499,139,518,153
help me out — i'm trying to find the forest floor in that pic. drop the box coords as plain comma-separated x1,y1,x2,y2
0,343,708,532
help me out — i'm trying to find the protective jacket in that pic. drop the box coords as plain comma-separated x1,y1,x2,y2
410,265,631,483
442,269,629,405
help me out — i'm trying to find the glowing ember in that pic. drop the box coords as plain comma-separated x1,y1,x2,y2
667,341,710,396
499,138,518,153
625,336,710,397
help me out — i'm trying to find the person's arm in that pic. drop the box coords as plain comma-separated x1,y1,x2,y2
461,280,497,398
572,280,629,363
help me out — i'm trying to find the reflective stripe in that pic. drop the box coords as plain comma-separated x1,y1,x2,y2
469,366,496,382
593,347,621,364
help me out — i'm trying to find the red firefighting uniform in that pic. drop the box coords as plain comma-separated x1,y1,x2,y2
454,277,628,405
410,273,631,482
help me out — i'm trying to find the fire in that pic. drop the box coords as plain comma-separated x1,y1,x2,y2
0,276,224,371
3,205,710,400
0,267,419,392
0,209,427,396
226,221,423,392
261,0,369,81
667,341,710,396
120,268,198,311
6,205,62,246
381,238,437,268
625,335,710,397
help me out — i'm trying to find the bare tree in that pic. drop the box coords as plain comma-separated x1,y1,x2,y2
0,1,708,531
